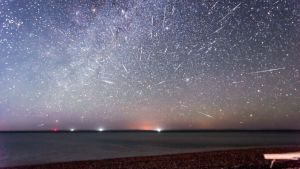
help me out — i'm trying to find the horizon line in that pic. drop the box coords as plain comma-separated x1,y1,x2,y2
1,129,300,133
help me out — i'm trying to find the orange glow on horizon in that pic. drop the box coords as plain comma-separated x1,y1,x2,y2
131,121,160,131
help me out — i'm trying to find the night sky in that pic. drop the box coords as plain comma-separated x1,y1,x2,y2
0,0,299,131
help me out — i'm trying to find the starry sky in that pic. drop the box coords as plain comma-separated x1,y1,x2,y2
0,0,299,131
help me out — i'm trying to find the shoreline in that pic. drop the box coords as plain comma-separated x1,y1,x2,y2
2,147,300,169
1,130,300,133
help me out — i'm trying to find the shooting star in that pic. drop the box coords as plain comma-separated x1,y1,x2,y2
157,81,166,85
232,2,241,11
232,81,244,84
37,123,45,127
109,26,115,37
217,3,241,23
212,26,224,34
174,63,182,72
122,64,128,73
248,67,285,74
102,80,115,85
198,112,214,118
208,1,219,14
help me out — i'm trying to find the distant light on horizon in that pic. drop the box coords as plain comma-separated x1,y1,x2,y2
156,128,162,132
97,128,104,132
70,128,75,132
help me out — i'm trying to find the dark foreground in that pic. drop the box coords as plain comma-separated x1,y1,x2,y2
3,147,300,169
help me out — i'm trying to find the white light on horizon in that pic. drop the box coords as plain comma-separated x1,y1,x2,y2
156,128,162,132
70,128,75,132
97,128,104,132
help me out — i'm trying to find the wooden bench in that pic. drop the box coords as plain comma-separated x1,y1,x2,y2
264,152,300,168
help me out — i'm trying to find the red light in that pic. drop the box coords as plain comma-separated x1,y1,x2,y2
52,128,58,132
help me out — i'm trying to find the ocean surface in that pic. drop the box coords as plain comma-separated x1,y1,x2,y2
1,131,300,167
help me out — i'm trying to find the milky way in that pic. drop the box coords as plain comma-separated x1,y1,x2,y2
0,0,299,130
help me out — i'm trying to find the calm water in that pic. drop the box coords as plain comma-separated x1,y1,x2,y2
0,132,300,167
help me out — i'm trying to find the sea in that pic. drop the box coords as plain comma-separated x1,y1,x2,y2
1,131,300,167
